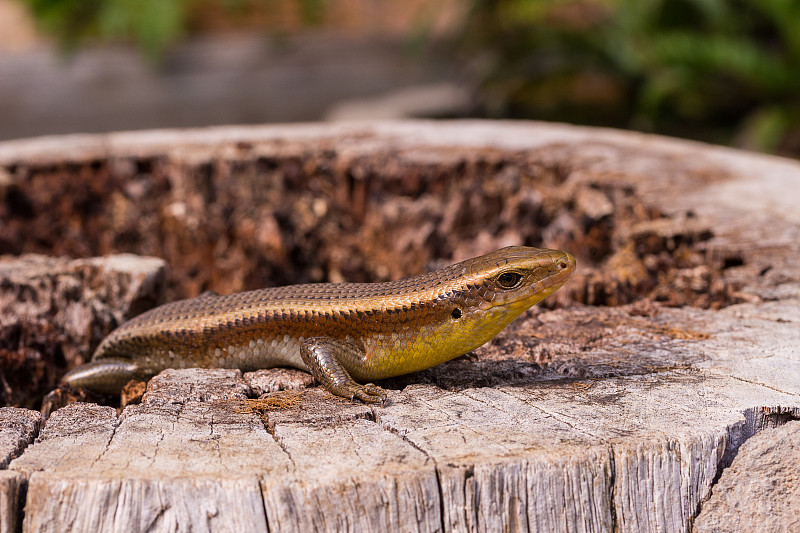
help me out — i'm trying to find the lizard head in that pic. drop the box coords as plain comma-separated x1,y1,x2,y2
400,246,577,372
464,245,576,313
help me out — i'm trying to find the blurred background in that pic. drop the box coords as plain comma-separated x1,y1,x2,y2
1,0,800,157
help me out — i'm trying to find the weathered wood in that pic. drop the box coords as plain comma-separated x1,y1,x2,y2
244,368,315,395
694,420,800,533
0,407,41,533
0,471,25,533
1,121,799,532
0,408,42,469
0,254,167,408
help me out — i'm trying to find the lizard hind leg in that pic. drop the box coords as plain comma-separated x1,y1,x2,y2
300,337,387,405
60,358,140,396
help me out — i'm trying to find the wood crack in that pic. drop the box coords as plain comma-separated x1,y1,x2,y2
693,404,800,527
724,374,800,397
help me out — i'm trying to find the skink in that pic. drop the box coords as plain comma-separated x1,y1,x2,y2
62,246,576,403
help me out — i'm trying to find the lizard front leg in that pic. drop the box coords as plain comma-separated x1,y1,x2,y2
300,337,388,404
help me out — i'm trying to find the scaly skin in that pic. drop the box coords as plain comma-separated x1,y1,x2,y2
62,246,576,402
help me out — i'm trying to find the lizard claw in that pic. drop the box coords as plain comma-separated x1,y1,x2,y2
348,382,388,405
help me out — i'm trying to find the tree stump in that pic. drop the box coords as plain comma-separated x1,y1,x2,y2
0,121,798,532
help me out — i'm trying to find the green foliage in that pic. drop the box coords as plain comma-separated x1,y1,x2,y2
23,0,189,62
21,0,326,64
459,0,800,153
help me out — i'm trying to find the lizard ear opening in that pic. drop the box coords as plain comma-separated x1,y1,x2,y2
451,308,462,319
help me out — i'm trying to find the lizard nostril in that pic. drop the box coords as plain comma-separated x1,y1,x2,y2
558,261,567,269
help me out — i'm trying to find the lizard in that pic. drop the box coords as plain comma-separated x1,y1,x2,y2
61,246,576,403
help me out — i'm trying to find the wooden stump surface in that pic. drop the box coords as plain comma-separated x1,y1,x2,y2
0,120,798,532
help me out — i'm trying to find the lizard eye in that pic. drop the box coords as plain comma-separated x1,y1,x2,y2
497,271,523,289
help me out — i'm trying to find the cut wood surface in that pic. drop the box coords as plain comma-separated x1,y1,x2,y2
0,121,798,532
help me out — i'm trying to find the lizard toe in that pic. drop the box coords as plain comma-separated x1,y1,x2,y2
350,383,388,404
